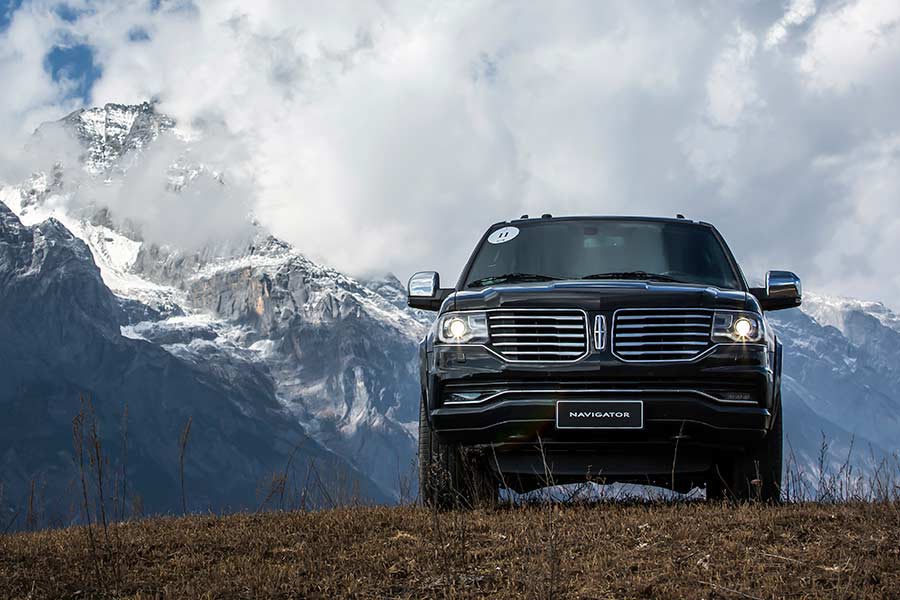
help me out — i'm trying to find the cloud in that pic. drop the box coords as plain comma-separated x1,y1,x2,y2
10,115,256,252
706,26,761,128
800,0,900,92
765,0,817,49
1,0,900,307
0,3,84,165
811,133,900,302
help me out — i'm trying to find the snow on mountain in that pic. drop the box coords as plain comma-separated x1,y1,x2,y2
1,101,897,506
802,292,900,336
53,101,177,175
2,102,429,499
0,182,186,319
768,297,900,494
0,200,389,528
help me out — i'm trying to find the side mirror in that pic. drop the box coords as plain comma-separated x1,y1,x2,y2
407,271,453,311
751,270,802,311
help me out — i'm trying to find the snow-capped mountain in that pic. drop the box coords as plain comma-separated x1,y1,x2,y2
56,101,177,175
1,103,427,520
0,199,389,527
1,103,898,522
770,295,900,491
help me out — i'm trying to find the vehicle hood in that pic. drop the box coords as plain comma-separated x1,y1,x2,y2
448,280,756,313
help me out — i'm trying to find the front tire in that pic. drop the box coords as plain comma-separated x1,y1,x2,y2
418,396,497,509
707,394,783,503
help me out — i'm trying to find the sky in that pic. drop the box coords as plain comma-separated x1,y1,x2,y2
1,1,900,306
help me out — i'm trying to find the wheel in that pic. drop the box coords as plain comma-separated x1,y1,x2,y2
418,395,497,509
707,394,783,503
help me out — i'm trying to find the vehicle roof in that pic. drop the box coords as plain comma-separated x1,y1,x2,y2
491,215,714,228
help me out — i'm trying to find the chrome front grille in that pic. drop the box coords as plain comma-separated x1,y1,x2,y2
487,310,589,362
612,308,714,362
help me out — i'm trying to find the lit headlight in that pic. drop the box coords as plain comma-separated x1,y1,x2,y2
712,311,764,343
734,317,753,337
437,312,489,344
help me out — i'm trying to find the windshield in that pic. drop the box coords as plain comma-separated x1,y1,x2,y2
463,219,742,290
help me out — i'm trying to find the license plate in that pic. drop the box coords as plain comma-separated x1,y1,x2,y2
556,400,644,429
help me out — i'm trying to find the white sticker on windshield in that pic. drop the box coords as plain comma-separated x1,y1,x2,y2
488,227,519,244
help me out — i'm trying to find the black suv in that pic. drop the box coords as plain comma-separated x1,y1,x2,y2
408,215,801,506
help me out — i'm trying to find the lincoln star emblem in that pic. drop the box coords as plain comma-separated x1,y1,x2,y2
594,314,606,351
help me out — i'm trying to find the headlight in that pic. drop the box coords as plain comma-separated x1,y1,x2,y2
437,312,489,344
712,311,764,343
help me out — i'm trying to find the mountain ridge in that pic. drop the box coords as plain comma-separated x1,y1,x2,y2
0,198,389,525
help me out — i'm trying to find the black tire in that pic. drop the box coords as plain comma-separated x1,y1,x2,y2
418,396,497,509
707,394,783,503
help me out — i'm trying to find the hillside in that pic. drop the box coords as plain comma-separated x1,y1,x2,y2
0,200,388,517
1,502,898,599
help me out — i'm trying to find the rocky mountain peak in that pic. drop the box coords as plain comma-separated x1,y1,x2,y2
0,199,124,341
362,273,411,311
0,195,21,228
54,101,176,174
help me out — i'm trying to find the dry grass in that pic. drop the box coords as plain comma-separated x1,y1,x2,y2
1,501,898,599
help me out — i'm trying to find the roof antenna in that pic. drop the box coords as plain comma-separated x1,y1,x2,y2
676,214,686,219
520,214,529,219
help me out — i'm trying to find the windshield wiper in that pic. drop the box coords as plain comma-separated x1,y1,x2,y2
467,273,563,288
581,271,684,283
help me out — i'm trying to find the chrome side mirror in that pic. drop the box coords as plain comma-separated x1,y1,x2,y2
408,271,439,298
752,270,802,311
767,271,802,302
407,271,452,311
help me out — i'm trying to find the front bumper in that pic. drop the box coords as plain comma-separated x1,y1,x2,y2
426,342,776,450
432,393,769,445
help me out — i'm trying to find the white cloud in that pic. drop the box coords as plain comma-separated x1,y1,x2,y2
811,134,900,302
2,0,900,307
706,26,761,127
0,4,84,169
800,0,900,92
679,24,762,196
766,0,817,49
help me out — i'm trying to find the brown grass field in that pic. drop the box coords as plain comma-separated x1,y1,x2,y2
1,501,898,599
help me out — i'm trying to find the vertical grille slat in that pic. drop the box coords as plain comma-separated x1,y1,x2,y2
487,310,588,362
612,309,713,362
